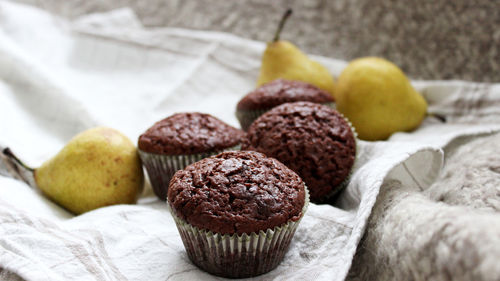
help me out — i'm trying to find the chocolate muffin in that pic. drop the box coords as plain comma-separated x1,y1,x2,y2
242,101,356,202
138,113,244,200
167,151,309,278
236,79,335,130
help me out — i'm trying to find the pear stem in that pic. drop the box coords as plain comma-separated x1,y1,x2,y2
273,8,293,42
2,148,34,172
1,147,36,187
427,112,447,123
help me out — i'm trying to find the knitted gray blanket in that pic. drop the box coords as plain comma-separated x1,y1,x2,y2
349,132,500,280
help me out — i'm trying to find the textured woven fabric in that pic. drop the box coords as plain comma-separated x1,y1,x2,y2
13,0,500,82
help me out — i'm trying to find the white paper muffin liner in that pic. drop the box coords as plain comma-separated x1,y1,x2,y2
236,102,336,131
168,186,310,278
139,144,240,200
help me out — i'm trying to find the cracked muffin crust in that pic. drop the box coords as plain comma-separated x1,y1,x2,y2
167,150,306,235
236,79,335,131
242,101,356,202
237,79,334,111
138,112,244,201
138,112,244,155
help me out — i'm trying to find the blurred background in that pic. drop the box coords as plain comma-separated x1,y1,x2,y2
12,0,500,82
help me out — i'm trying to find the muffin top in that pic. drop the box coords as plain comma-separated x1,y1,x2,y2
138,113,244,155
167,151,306,235
236,79,334,111
242,102,356,202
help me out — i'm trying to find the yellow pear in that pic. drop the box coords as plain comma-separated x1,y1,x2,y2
335,57,427,141
257,9,335,95
33,127,144,214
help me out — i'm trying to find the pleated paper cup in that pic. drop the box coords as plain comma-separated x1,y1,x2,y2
168,187,310,278
139,145,240,201
236,102,336,131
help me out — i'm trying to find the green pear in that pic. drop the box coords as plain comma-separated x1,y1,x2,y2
3,127,144,214
257,9,336,95
335,57,428,140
